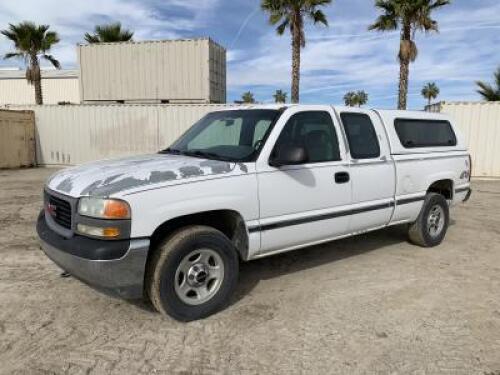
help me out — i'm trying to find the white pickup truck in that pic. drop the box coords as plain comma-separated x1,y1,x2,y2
37,105,471,321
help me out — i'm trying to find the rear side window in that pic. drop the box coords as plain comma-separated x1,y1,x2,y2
340,113,380,159
395,119,457,148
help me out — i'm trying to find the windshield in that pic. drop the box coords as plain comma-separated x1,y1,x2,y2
162,109,281,162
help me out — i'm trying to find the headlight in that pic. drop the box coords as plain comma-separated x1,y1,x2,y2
78,198,131,219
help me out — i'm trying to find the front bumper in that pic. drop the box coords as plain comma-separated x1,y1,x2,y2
37,211,149,299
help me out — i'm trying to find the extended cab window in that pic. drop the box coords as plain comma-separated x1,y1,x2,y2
395,119,457,148
340,113,380,159
273,111,341,163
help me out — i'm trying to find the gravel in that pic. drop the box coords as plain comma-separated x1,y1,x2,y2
1,167,499,374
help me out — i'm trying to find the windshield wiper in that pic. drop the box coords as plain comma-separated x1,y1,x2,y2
159,147,182,154
160,148,234,161
182,150,233,161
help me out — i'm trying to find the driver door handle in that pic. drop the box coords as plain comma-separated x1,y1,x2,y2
335,171,350,184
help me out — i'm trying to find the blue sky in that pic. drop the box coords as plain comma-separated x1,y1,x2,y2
0,0,499,109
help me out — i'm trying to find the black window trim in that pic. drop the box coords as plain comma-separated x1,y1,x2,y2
394,117,457,149
340,112,381,160
269,110,342,166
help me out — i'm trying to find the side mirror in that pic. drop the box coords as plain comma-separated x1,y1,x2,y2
270,145,308,167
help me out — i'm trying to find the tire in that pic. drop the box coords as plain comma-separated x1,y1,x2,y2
408,193,450,247
146,225,239,321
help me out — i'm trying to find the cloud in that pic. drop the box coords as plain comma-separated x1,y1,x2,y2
227,0,500,108
0,0,220,68
0,0,497,109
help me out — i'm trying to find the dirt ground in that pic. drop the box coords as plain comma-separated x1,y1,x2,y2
0,168,499,375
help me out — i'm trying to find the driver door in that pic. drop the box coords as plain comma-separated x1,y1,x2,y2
255,107,352,255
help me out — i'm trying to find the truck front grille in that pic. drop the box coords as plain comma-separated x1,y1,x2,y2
48,194,72,229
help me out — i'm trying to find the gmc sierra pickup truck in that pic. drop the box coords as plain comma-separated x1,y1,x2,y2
37,105,471,321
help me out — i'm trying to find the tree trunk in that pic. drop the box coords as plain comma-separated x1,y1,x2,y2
398,59,409,110
291,12,301,104
31,54,43,105
398,24,412,110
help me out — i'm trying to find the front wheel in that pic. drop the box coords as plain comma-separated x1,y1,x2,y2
408,193,450,247
146,225,239,321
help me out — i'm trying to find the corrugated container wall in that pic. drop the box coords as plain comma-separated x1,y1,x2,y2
11,104,231,166
429,101,500,177
0,109,35,168
0,73,79,105
78,39,226,104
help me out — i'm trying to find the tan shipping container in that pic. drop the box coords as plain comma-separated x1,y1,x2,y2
78,38,226,104
0,109,35,168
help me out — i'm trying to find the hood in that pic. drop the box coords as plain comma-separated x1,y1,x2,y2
47,154,243,197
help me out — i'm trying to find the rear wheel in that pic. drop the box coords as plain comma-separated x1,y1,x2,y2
146,225,239,321
408,193,449,247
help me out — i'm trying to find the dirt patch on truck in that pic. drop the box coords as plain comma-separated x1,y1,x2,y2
0,168,499,374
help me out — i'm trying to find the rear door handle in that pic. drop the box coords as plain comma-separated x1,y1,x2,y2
335,171,350,184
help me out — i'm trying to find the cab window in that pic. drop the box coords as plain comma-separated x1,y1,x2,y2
273,111,341,163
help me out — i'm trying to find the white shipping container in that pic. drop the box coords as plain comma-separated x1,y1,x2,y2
429,101,500,177
78,38,226,104
0,69,79,105
11,104,232,166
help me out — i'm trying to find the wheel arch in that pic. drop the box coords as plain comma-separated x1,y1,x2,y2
148,209,249,263
427,178,454,200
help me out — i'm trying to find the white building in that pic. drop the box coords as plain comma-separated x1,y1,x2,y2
0,68,80,105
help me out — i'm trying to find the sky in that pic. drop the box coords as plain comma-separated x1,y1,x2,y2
0,0,499,109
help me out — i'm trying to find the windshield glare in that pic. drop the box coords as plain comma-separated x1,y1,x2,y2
167,109,280,162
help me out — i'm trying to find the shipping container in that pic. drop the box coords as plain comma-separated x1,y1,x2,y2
0,69,79,105
10,104,232,166
77,38,226,104
427,101,500,177
0,109,35,168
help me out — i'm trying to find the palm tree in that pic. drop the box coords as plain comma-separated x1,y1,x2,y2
356,90,369,107
1,21,60,105
241,91,256,103
261,0,331,103
344,91,358,107
476,67,500,101
84,22,134,43
273,89,288,103
369,0,451,110
421,82,440,106
343,91,368,107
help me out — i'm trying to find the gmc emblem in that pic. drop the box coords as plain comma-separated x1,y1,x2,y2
46,203,57,217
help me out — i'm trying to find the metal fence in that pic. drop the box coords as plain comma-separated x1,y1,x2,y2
428,101,500,177
11,104,230,166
